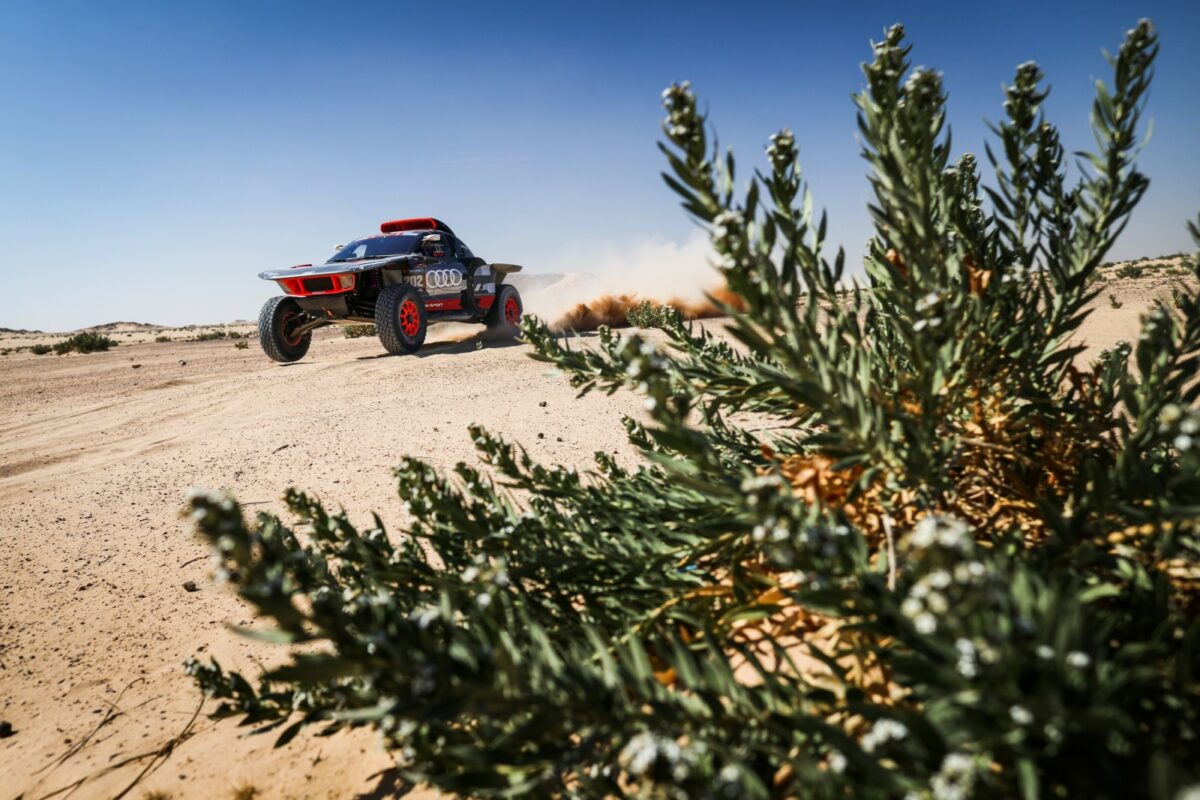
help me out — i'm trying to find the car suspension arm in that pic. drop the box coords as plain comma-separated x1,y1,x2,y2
293,318,330,336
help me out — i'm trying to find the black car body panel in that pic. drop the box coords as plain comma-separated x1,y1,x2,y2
258,255,412,281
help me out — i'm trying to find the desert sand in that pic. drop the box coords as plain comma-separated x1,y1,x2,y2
0,266,1193,799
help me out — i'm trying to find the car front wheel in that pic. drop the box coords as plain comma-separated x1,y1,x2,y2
376,284,427,355
258,296,312,363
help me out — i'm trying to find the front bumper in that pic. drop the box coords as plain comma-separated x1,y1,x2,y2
274,272,356,296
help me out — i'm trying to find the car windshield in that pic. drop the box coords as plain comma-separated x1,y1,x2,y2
328,233,419,262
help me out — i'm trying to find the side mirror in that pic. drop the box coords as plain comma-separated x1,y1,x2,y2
333,244,344,250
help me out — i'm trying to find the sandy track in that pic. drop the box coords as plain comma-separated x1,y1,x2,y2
0,272,1191,798
0,327,646,799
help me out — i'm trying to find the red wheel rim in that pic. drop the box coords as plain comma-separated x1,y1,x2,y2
280,310,303,347
504,296,520,325
399,299,420,337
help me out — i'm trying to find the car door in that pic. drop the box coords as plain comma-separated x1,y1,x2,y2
421,233,466,297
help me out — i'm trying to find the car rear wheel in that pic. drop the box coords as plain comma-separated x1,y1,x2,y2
486,284,522,331
258,296,312,363
376,283,427,355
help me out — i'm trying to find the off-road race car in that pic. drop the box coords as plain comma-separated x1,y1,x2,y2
256,217,523,362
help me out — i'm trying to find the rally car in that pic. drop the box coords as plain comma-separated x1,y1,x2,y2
256,218,523,362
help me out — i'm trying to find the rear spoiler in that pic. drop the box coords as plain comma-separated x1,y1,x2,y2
489,263,522,275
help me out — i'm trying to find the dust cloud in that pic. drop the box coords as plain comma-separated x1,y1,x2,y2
511,232,743,331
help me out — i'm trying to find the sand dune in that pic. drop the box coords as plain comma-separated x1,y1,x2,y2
80,321,164,332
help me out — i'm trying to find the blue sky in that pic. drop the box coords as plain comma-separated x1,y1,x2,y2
1,0,1197,330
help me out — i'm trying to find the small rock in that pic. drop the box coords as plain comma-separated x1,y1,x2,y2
131,364,141,369
537,432,544,439
538,401,548,407
179,360,187,366
0,721,14,738
183,581,198,593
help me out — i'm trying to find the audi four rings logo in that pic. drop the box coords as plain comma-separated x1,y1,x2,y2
423,269,465,289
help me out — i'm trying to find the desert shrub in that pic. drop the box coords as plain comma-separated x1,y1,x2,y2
234,341,249,350
52,332,117,355
1109,293,1123,309
193,330,227,341
187,21,1200,799
342,324,377,338
1115,264,1145,279
155,335,172,343
29,344,51,355
625,299,681,328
